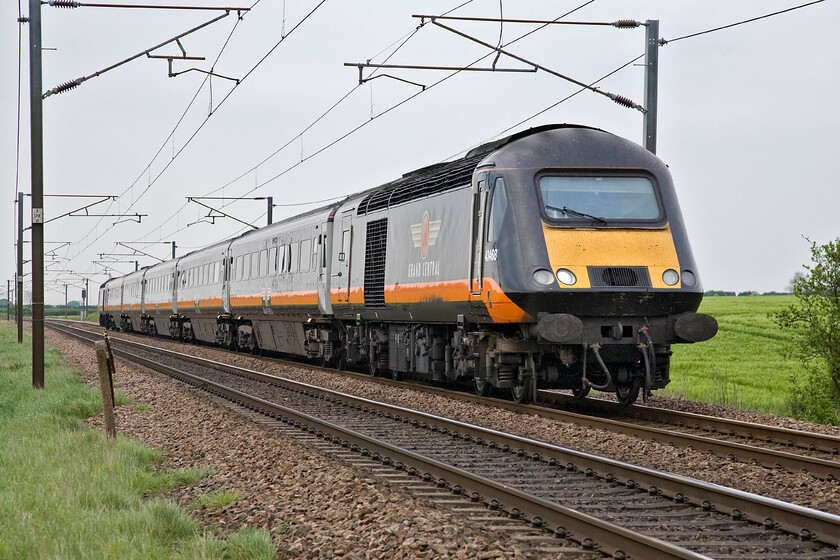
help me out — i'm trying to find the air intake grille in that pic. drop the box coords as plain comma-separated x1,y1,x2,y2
587,266,651,287
364,218,388,308
357,156,483,216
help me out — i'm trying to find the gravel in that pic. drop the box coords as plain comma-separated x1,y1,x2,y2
121,332,840,515
47,325,840,557
47,328,560,559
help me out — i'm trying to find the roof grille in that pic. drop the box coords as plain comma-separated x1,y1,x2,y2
357,155,483,216
588,266,651,287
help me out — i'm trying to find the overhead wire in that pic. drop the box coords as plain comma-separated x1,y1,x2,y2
144,0,473,217
124,0,473,251
68,2,261,262
661,0,826,44
470,0,831,159
231,0,598,197
67,0,333,271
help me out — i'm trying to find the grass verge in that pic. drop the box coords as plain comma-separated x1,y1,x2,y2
0,321,276,559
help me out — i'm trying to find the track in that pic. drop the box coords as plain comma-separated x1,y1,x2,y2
49,320,840,560
53,319,840,482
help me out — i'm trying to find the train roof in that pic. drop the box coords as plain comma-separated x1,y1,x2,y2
354,124,600,216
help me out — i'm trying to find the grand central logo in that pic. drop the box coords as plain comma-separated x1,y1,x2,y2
408,211,442,279
410,211,441,259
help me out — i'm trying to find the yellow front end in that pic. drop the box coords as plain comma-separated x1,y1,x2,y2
542,223,683,290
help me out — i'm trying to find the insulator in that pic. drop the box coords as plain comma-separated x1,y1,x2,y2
42,78,84,99
48,0,80,8
609,93,640,110
613,19,640,28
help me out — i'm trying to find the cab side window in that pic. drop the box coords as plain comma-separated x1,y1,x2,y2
487,177,508,244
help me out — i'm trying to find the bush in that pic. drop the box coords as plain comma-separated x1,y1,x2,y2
788,365,840,425
774,239,840,423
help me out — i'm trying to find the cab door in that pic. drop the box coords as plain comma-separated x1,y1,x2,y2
469,173,489,296
333,213,353,304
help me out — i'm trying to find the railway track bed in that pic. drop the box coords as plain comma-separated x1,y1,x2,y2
49,321,840,559
52,321,840,513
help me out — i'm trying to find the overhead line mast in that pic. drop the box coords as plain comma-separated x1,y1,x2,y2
27,0,249,389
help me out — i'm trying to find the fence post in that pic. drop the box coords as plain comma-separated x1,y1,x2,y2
94,339,117,439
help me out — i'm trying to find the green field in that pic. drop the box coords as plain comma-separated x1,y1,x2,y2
664,295,808,416
0,321,275,559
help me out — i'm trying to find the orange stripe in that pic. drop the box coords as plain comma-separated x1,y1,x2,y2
331,277,531,324
331,287,364,305
270,291,318,306
387,279,470,303
230,295,263,307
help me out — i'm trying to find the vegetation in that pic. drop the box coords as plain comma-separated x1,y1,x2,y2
192,490,241,510
0,322,277,559
773,239,840,424
665,296,810,417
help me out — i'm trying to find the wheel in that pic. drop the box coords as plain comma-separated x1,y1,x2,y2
474,377,492,397
368,359,379,377
511,379,533,404
616,379,641,406
391,369,402,381
572,384,591,399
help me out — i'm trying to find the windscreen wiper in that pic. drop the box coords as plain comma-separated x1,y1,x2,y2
545,205,607,225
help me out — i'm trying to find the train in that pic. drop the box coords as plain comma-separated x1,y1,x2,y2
99,124,717,405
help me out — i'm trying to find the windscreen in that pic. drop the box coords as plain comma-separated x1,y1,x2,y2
539,176,660,222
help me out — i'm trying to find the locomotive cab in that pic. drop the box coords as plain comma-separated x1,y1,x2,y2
469,125,717,405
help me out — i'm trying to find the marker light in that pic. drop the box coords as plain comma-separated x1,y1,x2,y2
556,268,577,286
533,269,556,286
681,270,696,287
662,269,680,286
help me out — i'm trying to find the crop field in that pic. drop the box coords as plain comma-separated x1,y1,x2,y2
664,295,805,416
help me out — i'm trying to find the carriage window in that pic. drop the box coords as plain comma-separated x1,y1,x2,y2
539,176,660,222
250,252,258,278
259,249,268,277
289,243,299,273
269,247,277,274
299,239,311,272
312,237,318,271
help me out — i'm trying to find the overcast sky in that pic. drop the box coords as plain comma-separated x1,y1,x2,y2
1,0,838,304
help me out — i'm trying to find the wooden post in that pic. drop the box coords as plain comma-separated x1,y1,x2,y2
94,340,117,439
103,331,116,404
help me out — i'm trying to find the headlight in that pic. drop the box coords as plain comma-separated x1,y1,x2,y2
681,270,696,286
533,269,556,286
662,269,680,286
556,268,577,286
